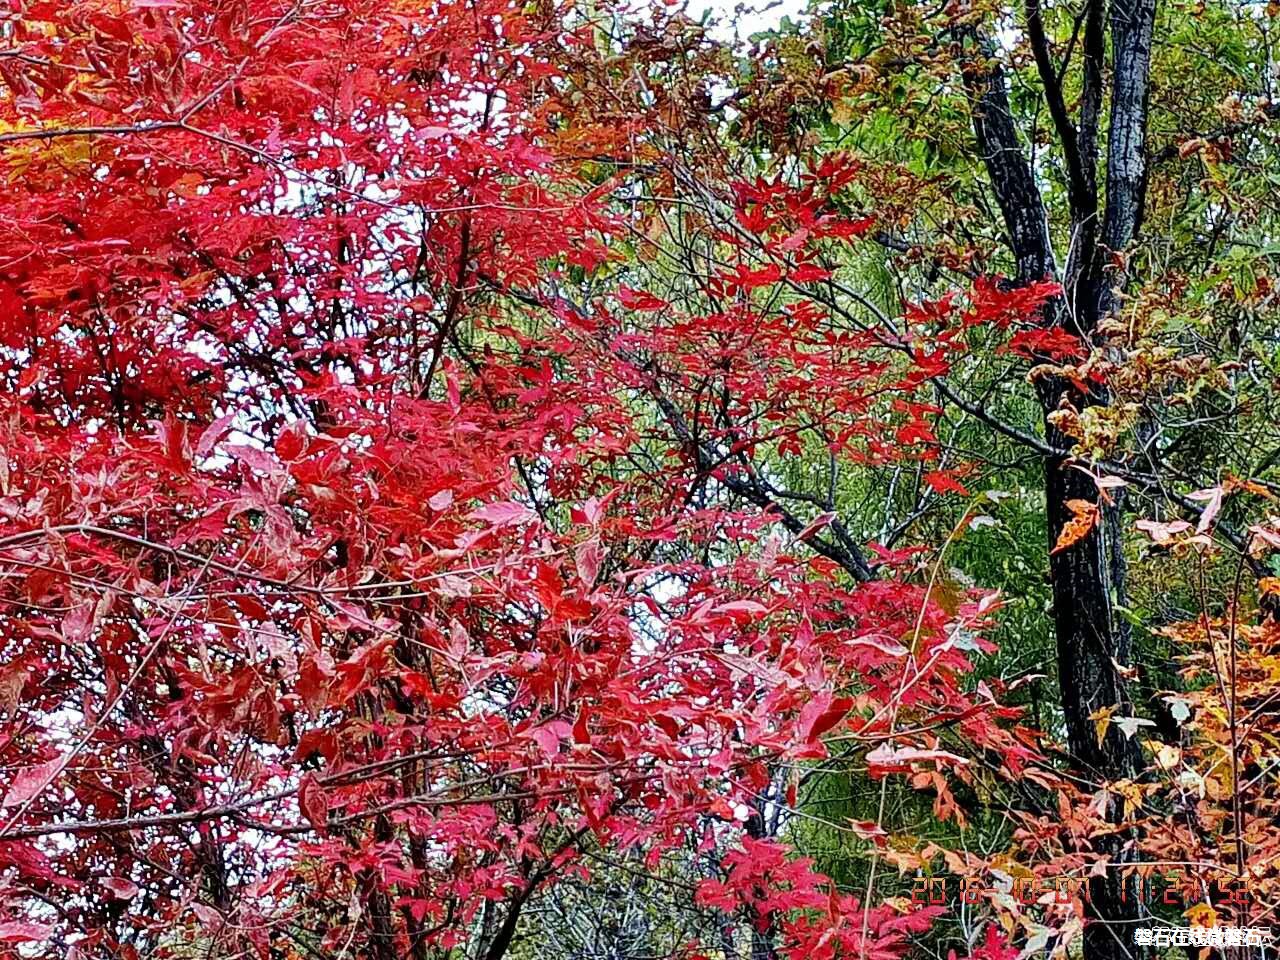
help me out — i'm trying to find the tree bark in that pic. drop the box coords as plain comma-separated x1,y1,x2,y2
961,5,1156,953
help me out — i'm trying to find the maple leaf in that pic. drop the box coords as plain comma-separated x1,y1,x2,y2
574,538,604,585
866,745,970,772
469,501,537,526
298,774,329,833
800,696,855,743
103,877,140,900
617,286,669,311
1090,705,1116,746
1,756,62,808
790,263,832,283
274,421,308,462
923,470,969,496
847,819,889,847
524,720,573,758
0,922,52,943
730,263,783,291
1051,499,1099,553
713,599,769,616
793,511,837,543
968,924,1020,960
1001,327,1086,361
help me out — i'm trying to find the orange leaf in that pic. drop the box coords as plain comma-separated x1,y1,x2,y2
1051,499,1099,554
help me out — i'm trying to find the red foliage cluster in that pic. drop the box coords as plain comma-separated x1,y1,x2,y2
0,2,1057,958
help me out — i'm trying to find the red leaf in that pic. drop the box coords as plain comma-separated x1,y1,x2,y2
713,600,768,616
298,774,328,832
524,720,572,758
575,538,603,586
794,511,836,543
1001,327,1086,360
803,696,854,742
196,412,237,458
970,925,1021,960
572,708,590,745
0,921,52,942
790,263,831,283
817,216,876,239
103,877,139,900
848,819,888,846
469,501,536,526
923,471,969,496
617,286,668,311
2,756,62,808
275,421,307,462
732,263,783,290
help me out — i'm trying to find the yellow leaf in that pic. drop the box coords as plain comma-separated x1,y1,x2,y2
1114,780,1144,819
1090,704,1116,747
1185,903,1217,927
1259,657,1280,682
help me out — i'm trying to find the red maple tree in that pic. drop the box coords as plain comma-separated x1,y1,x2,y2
0,2,1060,958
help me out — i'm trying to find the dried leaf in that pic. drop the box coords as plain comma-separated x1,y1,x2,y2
1052,499,1099,554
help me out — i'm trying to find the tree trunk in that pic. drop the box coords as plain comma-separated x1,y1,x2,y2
962,2,1156,951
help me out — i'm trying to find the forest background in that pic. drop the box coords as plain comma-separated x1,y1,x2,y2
0,0,1278,958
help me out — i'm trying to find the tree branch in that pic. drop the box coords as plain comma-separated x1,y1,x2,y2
1025,0,1091,216
1150,100,1280,166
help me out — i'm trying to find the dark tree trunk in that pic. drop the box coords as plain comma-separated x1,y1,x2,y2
961,0,1156,952
1042,411,1145,960
965,29,1057,285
